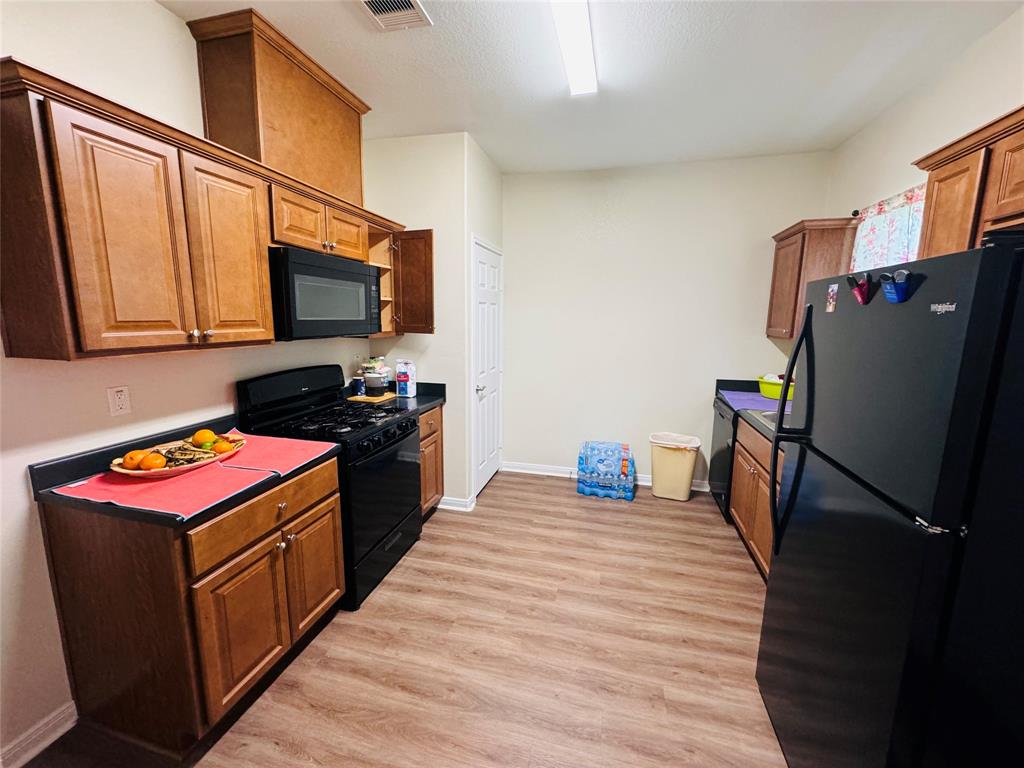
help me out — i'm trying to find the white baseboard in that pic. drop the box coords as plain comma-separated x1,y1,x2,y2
438,495,476,512
500,462,710,493
1,702,77,768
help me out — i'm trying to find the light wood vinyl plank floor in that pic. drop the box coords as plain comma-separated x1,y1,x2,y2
195,472,785,768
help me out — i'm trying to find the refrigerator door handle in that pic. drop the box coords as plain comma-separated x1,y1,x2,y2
770,303,813,554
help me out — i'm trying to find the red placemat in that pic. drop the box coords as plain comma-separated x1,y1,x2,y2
223,431,336,476
53,463,274,520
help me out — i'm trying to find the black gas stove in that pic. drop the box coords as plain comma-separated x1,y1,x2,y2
237,365,422,610
270,401,418,457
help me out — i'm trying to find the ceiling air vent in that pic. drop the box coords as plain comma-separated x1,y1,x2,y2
362,0,433,31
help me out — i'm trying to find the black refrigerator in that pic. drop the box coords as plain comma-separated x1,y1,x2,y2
756,236,1024,768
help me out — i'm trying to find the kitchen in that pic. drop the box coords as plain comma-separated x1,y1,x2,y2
1,2,1022,767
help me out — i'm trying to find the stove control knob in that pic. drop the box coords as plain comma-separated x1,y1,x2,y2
357,440,371,456
384,427,398,441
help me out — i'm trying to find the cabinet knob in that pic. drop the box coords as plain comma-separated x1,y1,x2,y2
189,328,200,339
203,329,215,338
278,501,288,512
428,420,435,428
275,541,287,551
286,533,297,543
329,242,337,250
322,241,330,250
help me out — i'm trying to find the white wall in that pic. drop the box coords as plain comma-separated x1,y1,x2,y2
363,132,503,503
0,2,371,760
502,153,832,480
826,6,1024,214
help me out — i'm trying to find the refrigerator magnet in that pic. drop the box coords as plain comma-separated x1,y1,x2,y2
826,283,838,313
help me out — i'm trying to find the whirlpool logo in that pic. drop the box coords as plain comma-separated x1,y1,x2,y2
930,302,957,315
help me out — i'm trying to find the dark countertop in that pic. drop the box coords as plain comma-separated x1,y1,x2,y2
29,383,446,532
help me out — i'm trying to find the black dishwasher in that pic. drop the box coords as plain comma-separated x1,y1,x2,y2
709,395,736,520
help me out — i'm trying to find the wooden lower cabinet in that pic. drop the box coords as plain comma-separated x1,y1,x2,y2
729,444,756,539
282,496,345,637
39,459,341,756
728,425,782,576
419,406,444,513
192,532,291,722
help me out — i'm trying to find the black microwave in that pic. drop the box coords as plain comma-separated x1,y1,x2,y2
269,247,381,339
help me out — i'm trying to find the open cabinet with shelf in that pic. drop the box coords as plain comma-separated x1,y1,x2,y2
369,229,398,337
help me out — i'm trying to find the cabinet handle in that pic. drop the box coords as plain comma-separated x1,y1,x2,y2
275,541,287,551
278,501,288,512
189,328,200,340
203,329,215,338
428,420,435,428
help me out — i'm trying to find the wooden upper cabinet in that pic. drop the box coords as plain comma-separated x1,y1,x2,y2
394,229,435,334
188,9,369,205
766,233,803,339
191,532,291,723
45,102,198,352
979,129,1024,226
181,152,274,344
281,495,344,640
914,107,1024,258
918,149,987,259
327,207,369,262
271,185,327,252
766,219,857,339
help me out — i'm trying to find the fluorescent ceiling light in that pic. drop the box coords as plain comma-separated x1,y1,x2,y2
550,1,598,96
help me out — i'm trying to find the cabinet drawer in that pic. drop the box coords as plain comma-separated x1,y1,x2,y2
186,459,338,578
419,407,442,440
736,419,783,476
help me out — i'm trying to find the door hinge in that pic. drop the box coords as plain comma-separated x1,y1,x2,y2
914,516,952,535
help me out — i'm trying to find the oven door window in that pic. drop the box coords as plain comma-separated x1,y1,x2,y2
294,274,367,321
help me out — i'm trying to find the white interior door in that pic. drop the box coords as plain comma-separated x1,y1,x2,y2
472,238,502,495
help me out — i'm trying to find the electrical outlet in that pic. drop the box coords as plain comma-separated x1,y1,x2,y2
106,386,132,416
353,354,364,366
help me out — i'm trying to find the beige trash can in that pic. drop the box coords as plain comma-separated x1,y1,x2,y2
650,433,701,501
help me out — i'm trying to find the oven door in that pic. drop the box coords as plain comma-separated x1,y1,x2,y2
348,430,421,564
271,247,380,339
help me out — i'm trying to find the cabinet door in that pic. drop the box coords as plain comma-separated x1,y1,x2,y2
750,468,774,575
979,129,1024,225
766,232,803,339
729,444,755,538
394,229,435,334
191,533,290,723
919,149,987,259
46,101,198,351
326,206,368,262
281,495,345,640
420,431,443,513
270,185,327,252
181,152,274,344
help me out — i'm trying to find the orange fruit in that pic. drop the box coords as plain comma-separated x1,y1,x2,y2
192,428,217,447
139,453,167,471
121,449,150,470
212,440,235,454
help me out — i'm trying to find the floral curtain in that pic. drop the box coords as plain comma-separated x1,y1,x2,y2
849,184,926,271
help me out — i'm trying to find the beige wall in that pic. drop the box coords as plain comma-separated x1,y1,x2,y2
826,6,1024,214
363,133,473,500
363,133,503,503
502,153,832,480
0,1,371,759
